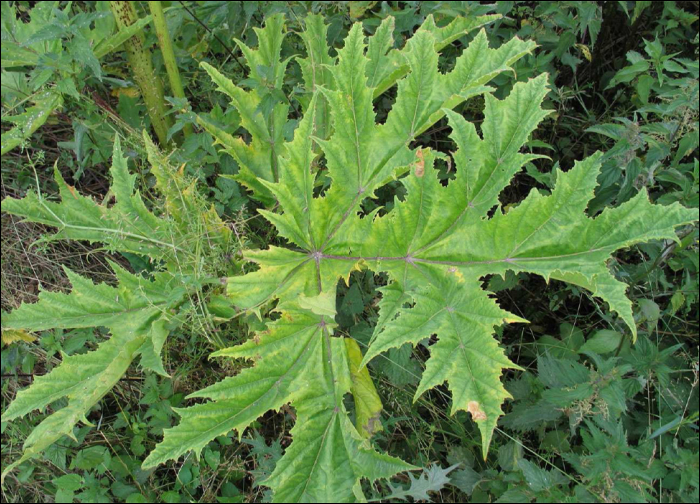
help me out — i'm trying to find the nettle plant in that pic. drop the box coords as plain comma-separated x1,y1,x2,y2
1,13,697,502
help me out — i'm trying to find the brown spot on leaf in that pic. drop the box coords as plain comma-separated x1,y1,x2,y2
364,413,382,437
414,149,425,177
467,401,487,421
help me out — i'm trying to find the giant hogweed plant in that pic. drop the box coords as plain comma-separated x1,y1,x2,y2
1,13,697,502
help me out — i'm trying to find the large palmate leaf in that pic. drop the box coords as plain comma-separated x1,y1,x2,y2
146,15,696,503
0,263,186,480
1,11,696,502
144,15,535,502
0,132,230,482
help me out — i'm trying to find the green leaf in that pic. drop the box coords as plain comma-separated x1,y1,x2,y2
92,14,153,59
198,14,291,205
296,13,335,144
298,291,337,317
638,298,661,322
1,136,179,257
607,58,650,88
649,415,684,439
54,473,83,503
518,459,568,492
384,464,461,501
69,32,101,80
450,465,481,495
0,130,226,478
370,14,504,98
234,13,288,89
198,61,288,206
2,263,183,336
360,268,526,453
0,263,186,481
579,330,626,355
1,91,63,155
0,2,61,68
143,304,414,501
632,1,652,22
146,16,696,501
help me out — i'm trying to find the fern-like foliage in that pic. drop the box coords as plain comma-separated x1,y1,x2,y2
1,12,697,503
1,134,232,481
144,15,696,502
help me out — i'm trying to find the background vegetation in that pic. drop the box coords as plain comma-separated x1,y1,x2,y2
1,1,698,502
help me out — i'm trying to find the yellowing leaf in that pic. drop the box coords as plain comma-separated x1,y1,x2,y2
346,338,384,438
576,43,593,61
110,86,140,98
1,329,36,346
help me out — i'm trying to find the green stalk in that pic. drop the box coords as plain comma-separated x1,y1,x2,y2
149,1,192,138
110,1,172,146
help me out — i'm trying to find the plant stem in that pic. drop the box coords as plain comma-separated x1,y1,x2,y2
148,1,192,138
109,1,172,146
